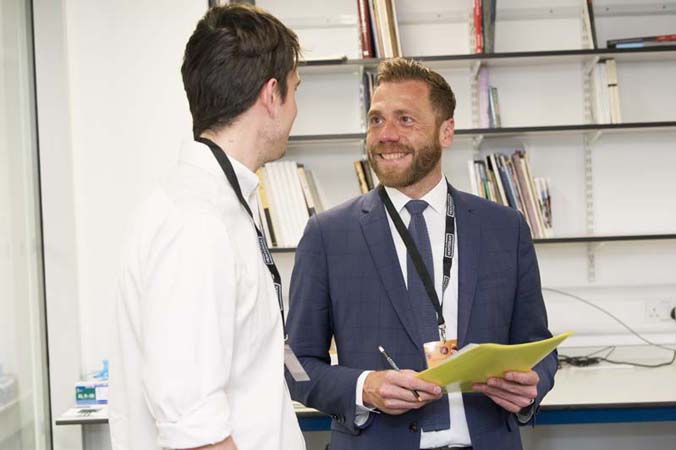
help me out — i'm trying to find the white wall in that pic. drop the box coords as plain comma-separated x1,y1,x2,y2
33,1,205,449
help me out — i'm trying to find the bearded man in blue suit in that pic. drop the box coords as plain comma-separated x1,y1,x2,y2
286,58,557,450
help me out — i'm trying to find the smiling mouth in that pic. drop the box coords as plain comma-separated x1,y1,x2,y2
379,152,410,160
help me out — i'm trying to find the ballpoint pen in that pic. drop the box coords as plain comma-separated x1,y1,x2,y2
378,345,423,402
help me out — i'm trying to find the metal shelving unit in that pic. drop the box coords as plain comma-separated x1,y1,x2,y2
268,234,676,253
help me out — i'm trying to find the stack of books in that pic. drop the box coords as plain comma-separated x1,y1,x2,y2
256,161,324,248
468,150,552,239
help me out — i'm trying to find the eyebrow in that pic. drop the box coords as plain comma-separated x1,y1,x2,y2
368,108,415,117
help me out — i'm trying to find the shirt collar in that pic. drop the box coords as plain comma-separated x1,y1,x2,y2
384,176,448,216
179,139,259,200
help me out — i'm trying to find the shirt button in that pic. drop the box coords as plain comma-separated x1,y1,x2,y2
409,421,418,432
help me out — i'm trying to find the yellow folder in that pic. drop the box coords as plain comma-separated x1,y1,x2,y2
416,331,572,393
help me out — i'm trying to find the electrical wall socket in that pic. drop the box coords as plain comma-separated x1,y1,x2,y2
644,299,676,321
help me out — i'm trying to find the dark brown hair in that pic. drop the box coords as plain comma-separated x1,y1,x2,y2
376,57,456,121
181,4,300,137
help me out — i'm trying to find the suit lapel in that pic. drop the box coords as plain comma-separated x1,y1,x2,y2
453,188,481,347
359,191,422,349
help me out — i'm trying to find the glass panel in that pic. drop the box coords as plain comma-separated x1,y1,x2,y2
0,0,51,449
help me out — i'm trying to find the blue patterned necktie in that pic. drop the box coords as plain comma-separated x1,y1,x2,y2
405,200,450,432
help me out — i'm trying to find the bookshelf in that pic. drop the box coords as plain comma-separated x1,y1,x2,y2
289,121,676,144
270,234,676,254
259,0,676,347
298,45,676,72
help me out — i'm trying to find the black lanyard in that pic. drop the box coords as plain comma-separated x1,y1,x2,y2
196,137,287,342
378,181,456,342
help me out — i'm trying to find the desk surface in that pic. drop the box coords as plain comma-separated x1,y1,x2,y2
543,346,676,408
56,350,676,427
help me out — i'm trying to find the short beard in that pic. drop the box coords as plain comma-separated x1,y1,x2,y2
368,141,442,188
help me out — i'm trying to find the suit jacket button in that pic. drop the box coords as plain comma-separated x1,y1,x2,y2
338,415,345,423
330,414,338,420
409,422,418,432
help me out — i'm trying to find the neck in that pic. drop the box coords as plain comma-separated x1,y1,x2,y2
396,169,443,200
199,123,264,173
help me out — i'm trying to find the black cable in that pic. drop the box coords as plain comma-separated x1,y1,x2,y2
543,287,676,369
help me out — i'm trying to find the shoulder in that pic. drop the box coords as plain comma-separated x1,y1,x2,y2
312,191,373,227
456,189,523,225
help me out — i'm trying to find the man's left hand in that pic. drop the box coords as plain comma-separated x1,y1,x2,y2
472,370,539,414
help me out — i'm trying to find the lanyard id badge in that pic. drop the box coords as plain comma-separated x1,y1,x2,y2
197,137,309,382
379,181,457,369
423,339,458,368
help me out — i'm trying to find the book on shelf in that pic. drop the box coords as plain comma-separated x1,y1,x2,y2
363,71,376,114
607,34,676,48
468,150,553,239
488,86,501,128
357,0,375,58
255,169,277,248
297,165,317,217
304,168,325,214
590,58,622,124
385,0,403,57
473,0,484,54
354,160,370,194
605,59,622,123
368,0,402,58
368,0,382,58
482,0,496,54
353,158,379,193
257,161,324,248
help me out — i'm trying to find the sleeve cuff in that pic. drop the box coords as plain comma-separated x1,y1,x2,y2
516,401,536,425
354,370,377,427
154,392,231,449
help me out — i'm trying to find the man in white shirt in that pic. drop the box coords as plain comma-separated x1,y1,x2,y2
110,5,305,450
285,58,557,450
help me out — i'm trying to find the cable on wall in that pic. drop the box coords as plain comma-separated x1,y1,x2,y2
542,287,676,369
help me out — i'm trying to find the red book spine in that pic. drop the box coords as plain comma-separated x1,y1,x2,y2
357,0,374,58
474,0,483,54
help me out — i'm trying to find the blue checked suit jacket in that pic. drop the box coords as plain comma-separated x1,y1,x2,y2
285,186,557,450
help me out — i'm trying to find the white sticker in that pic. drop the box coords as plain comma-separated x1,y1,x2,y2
284,344,310,382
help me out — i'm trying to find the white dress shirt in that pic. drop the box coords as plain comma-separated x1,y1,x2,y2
110,140,305,450
355,177,471,448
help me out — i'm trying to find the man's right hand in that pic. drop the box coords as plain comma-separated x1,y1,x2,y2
363,370,443,415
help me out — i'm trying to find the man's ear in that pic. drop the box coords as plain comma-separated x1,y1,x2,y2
259,78,280,117
439,118,455,148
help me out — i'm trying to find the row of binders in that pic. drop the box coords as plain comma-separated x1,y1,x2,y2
590,58,621,124
255,162,324,248
468,150,553,239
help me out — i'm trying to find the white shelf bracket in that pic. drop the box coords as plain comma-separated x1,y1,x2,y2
472,135,484,159
357,65,367,133
471,61,481,79
583,134,596,282
590,130,602,147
